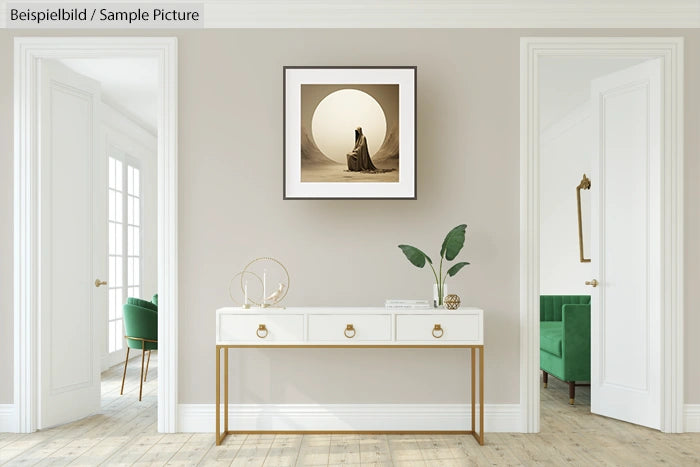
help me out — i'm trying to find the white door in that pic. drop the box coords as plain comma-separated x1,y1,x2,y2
38,60,106,428
589,59,661,429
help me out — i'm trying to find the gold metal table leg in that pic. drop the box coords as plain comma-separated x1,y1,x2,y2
479,346,484,445
216,346,221,445
471,347,476,434
214,344,485,445
224,347,229,434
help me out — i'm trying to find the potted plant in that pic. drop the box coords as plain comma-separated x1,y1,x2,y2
398,224,470,307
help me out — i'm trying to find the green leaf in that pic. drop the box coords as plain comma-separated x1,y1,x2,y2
440,224,467,261
398,244,433,268
447,261,470,277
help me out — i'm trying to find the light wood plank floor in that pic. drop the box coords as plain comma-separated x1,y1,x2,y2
2,359,699,466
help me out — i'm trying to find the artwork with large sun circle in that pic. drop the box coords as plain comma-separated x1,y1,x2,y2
299,84,400,183
284,67,416,199
311,89,387,164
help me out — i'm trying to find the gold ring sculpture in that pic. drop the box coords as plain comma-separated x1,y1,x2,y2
229,257,290,308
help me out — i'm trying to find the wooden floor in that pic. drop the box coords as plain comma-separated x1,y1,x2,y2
1,360,699,466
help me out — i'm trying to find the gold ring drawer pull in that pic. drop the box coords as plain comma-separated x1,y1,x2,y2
432,324,444,339
256,324,268,339
344,324,356,339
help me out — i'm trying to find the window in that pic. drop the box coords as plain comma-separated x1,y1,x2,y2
108,154,141,354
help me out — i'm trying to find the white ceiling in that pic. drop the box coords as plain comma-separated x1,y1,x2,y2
58,58,158,133
538,57,649,130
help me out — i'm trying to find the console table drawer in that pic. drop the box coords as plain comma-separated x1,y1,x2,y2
396,314,482,343
218,314,304,343
308,314,391,342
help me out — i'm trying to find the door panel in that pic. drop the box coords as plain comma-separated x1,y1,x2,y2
39,60,104,428
590,59,661,429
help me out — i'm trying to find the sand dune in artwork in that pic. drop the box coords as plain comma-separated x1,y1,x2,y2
372,123,399,165
300,126,337,165
300,163,398,183
300,125,399,183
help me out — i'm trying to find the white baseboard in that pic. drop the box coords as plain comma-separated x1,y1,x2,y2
0,404,17,432
178,403,521,433
685,404,700,432
3,402,695,433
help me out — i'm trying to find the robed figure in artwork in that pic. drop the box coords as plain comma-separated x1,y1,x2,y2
346,127,377,172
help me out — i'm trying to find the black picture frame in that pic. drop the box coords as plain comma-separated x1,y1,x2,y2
283,66,417,200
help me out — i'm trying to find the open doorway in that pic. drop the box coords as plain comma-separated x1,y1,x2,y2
55,56,160,415
520,37,684,434
538,56,652,423
13,38,178,433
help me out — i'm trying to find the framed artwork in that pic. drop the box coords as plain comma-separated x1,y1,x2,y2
283,66,417,199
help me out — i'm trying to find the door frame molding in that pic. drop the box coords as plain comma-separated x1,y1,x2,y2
519,37,684,433
13,37,179,433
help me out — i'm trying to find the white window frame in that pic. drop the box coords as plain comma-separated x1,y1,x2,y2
107,149,144,355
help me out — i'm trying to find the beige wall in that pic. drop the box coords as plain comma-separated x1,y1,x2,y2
1,29,699,408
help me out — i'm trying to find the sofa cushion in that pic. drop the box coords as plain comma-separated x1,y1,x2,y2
540,321,563,357
540,295,590,321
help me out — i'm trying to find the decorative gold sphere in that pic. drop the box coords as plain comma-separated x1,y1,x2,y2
444,294,461,310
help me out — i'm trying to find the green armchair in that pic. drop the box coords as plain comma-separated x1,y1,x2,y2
121,297,158,401
540,295,591,404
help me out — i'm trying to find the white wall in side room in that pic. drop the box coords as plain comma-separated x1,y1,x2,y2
539,102,592,294
538,57,647,296
101,101,157,300
100,101,157,369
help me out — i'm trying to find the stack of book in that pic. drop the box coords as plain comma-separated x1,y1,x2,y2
385,299,431,309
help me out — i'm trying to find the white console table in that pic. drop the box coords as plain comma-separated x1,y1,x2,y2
215,307,484,445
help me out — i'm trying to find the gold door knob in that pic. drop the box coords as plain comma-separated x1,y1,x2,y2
94,279,107,287
585,279,599,287
256,324,268,339
432,324,444,339
344,324,356,339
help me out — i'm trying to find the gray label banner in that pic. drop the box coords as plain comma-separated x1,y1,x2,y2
7,3,203,28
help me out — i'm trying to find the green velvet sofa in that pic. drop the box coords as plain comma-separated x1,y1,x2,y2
540,295,591,404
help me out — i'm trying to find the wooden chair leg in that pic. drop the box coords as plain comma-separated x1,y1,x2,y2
120,347,130,395
139,342,146,401
569,381,575,405
144,350,151,382
543,370,548,388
